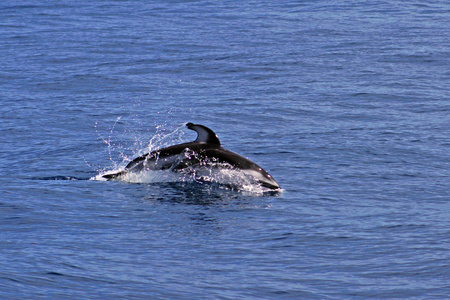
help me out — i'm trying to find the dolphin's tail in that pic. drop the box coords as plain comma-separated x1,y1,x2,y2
102,170,127,180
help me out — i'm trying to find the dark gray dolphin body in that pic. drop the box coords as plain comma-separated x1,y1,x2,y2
103,123,280,189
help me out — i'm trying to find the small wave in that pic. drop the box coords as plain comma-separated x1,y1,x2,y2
35,176,87,181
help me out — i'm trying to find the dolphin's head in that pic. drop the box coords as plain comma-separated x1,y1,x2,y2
253,168,280,190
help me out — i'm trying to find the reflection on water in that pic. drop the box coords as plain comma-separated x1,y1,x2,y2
144,181,249,206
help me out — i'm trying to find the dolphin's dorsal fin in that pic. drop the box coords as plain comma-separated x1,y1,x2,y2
186,123,221,145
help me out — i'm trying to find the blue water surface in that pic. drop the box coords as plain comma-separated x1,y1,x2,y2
1,0,449,299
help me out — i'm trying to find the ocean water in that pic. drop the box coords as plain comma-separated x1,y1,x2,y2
1,0,449,299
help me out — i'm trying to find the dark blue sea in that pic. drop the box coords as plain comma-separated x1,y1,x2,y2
1,1,449,299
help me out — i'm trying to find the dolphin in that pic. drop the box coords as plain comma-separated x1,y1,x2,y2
103,123,280,190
